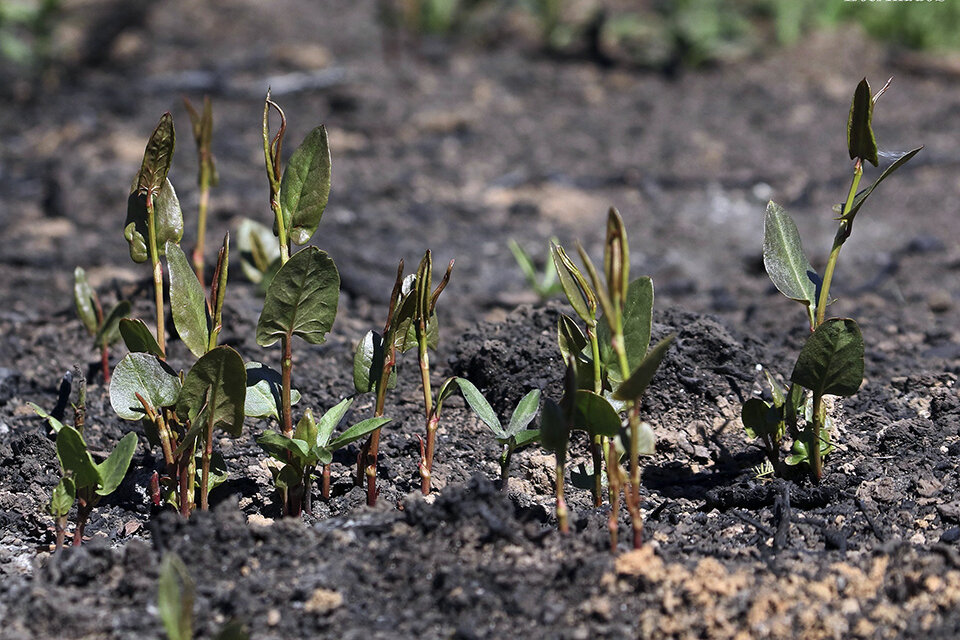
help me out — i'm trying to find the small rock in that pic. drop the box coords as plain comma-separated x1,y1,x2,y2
267,609,281,626
247,514,274,527
938,501,960,523
941,527,960,544
927,290,953,313
304,588,343,615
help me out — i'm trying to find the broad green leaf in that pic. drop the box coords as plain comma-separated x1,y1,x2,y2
847,78,878,167
552,243,595,324
598,277,654,380
110,353,181,420
353,330,396,394
158,553,194,640
328,417,392,451
95,432,138,496
73,267,98,335
513,429,540,448
507,389,541,437
557,314,588,365
790,318,864,398
237,218,280,283
316,397,354,447
280,126,331,245
176,346,247,437
244,361,300,420
740,398,782,440
94,301,131,349
136,113,175,195
273,463,303,491
257,431,311,464
49,477,75,518
763,201,819,319
124,178,184,263
453,378,504,438
572,390,621,437
166,242,209,358
613,334,675,401
843,147,922,226
256,247,340,347
539,398,568,455
55,425,99,489
28,402,66,433
119,318,165,358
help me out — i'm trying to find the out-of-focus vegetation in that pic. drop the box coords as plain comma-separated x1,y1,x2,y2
0,0,61,71
383,0,960,69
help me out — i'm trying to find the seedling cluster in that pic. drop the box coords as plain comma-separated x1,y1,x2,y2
32,79,918,561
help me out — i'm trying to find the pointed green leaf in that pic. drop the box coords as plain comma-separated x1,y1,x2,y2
49,477,76,518
843,147,922,226
453,378,504,438
125,178,184,263
509,239,538,287
55,425,100,489
552,243,595,324
256,247,340,347
316,397,354,447
280,126,331,246
94,301,131,349
539,398,569,455
764,370,786,407
557,314,588,364
110,353,181,419
604,207,629,307
176,346,247,437
790,318,864,398
293,409,318,446
257,430,311,463
741,398,782,440
166,242,209,358
328,417,392,451
136,113,175,195
119,318,165,358
763,201,820,317
613,334,675,401
28,402,66,434
244,362,300,420
573,390,621,437
506,389,541,437
598,277,654,381
512,429,540,448
158,553,193,640
73,267,98,335
95,432,138,496
847,78,878,167
352,330,396,394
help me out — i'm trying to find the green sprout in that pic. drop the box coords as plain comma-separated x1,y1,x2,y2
183,95,219,285
552,208,673,549
72,266,130,383
40,368,137,549
254,92,339,516
744,77,921,481
509,237,562,299
158,553,249,640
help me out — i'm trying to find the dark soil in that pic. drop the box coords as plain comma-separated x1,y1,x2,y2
2,1,960,638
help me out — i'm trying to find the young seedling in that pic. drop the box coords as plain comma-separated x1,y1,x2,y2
540,358,576,533
744,77,921,481
509,236,562,299
183,95,218,284
43,369,137,549
552,208,674,548
158,552,249,640
73,266,130,383
449,378,541,491
258,399,390,511
254,92,339,515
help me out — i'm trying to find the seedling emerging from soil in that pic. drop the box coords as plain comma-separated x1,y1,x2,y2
509,237,562,299
541,359,577,533
73,267,130,383
744,77,921,481
258,399,389,509
45,370,137,549
553,208,674,548
450,378,541,491
183,95,218,284
255,92,339,515
158,553,249,640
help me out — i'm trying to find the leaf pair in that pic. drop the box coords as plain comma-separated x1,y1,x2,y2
73,267,130,348
454,378,541,448
55,425,138,499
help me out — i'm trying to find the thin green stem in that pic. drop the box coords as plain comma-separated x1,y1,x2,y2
816,161,862,327
200,412,214,510
281,335,293,437
192,167,210,284
145,191,166,354
808,392,824,481
586,326,604,506
555,456,568,534
418,327,435,495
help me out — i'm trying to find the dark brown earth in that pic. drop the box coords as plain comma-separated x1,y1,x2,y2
1,1,960,638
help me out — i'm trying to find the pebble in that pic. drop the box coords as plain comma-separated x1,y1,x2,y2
941,527,960,544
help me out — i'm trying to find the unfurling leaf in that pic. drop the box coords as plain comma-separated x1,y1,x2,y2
136,112,175,195
353,330,396,394
294,409,318,447
552,243,595,324
604,207,629,307
452,378,504,439
256,247,339,347
119,318,164,358
125,178,184,263
73,267,99,335
167,242,209,358
507,389,541,437
244,361,301,420
49,477,76,518
110,353,181,419
790,318,864,398
740,398,782,440
847,78,878,167
315,397,354,447
280,126,331,245
176,346,247,437
613,334,675,402
763,201,820,324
